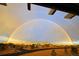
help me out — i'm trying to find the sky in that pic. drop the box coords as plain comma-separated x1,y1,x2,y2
0,3,79,44
8,19,72,45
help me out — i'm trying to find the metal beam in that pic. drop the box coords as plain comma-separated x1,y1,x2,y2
27,3,31,10
33,3,79,16
64,13,76,19
0,3,7,6
48,8,56,15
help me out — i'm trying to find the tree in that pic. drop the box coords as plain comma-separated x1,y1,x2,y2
0,43,5,50
30,44,36,49
51,49,56,56
71,46,78,56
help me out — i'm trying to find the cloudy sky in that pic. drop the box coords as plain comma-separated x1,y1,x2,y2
0,3,79,44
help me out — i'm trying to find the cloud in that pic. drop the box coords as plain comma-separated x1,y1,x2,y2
0,11,21,36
